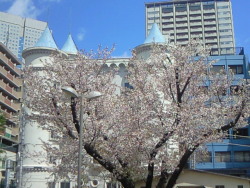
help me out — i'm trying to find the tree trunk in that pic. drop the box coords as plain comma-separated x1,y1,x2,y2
165,146,197,188
119,178,135,188
156,170,168,188
145,162,154,188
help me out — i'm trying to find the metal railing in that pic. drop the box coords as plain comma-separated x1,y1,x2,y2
210,47,245,56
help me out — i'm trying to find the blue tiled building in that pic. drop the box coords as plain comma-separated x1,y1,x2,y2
194,48,250,177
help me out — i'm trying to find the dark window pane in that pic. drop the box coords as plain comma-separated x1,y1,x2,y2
235,151,250,162
215,152,231,162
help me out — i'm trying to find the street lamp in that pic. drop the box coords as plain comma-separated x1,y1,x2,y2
61,86,102,188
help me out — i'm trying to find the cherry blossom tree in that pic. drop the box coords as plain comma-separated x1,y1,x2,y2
24,42,249,188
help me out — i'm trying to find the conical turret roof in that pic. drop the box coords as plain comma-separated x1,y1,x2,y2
61,34,78,54
144,23,165,44
34,27,58,49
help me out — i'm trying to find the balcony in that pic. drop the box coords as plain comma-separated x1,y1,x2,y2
219,13,231,18
0,66,22,87
220,31,233,36
3,111,19,124
189,10,201,15
206,38,218,43
176,34,188,39
204,26,216,31
204,21,216,25
0,79,21,100
175,17,187,21
163,24,174,28
190,22,202,26
176,40,189,45
0,94,20,112
0,53,21,76
176,29,189,33
189,16,202,20
210,47,244,56
190,27,202,32
203,15,216,19
176,11,187,16
191,34,202,39
205,32,217,37
176,23,188,27
220,38,233,42
162,12,173,17
162,18,174,22
203,9,215,14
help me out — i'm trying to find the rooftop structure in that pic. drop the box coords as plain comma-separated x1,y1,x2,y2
61,34,78,54
34,27,58,49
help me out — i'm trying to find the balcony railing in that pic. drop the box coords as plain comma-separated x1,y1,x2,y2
0,94,20,112
0,66,22,87
0,53,21,76
210,47,245,56
0,80,21,99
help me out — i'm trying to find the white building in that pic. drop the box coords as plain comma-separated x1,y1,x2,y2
0,12,47,60
20,22,167,188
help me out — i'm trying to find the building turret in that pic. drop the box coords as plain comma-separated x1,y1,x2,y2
134,23,168,60
22,27,66,67
61,34,78,58
21,27,71,188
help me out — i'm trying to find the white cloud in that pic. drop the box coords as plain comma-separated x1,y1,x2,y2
7,0,40,19
6,0,62,19
77,28,86,41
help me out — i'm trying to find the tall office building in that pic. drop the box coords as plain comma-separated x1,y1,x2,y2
0,12,47,60
145,0,235,55
0,42,22,187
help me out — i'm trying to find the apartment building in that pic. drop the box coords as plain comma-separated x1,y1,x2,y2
0,42,22,187
0,12,47,60
145,0,235,55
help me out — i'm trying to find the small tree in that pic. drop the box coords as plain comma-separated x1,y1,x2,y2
24,42,249,188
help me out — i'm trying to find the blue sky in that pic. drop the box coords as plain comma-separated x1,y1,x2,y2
0,0,249,57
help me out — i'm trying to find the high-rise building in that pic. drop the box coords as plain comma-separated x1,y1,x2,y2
0,42,22,187
0,12,47,60
145,0,235,55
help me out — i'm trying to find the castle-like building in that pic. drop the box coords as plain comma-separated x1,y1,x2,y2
20,21,250,188
20,23,167,188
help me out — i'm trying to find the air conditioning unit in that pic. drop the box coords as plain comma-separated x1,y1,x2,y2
90,180,99,187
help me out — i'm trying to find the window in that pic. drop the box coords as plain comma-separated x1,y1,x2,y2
106,182,120,188
60,182,70,188
210,65,225,74
215,152,231,162
196,152,212,162
215,186,225,188
235,151,250,162
50,130,59,140
48,182,55,188
162,7,173,13
49,156,56,165
228,65,243,74
203,4,215,10
189,5,201,11
217,5,229,9
175,6,187,12
124,83,134,89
